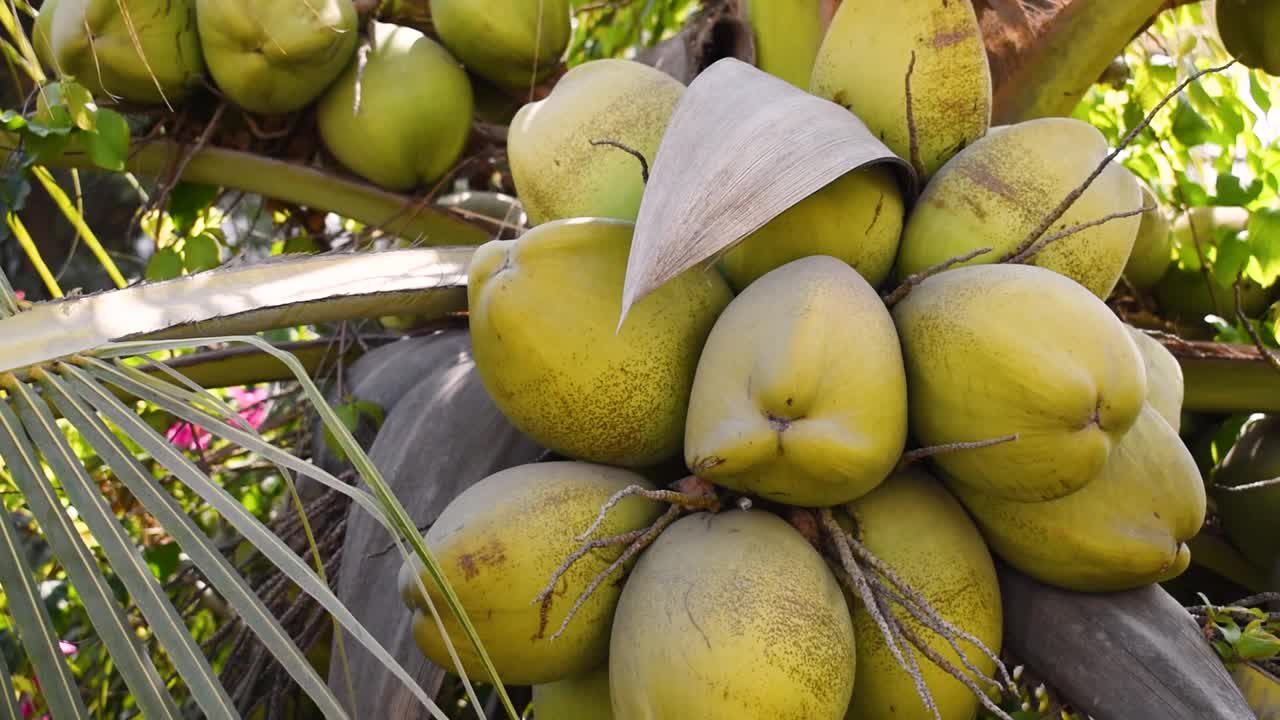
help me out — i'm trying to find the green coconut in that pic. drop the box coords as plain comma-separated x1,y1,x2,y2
891,263,1147,502
49,0,205,104
431,0,571,90
1216,0,1280,75
508,59,685,225
315,21,473,191
1122,183,1173,291
194,0,358,115
609,510,856,719
1212,414,1280,584
397,461,665,686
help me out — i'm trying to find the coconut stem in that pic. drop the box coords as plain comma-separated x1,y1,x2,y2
533,478,720,641
882,246,993,306
819,509,941,720
588,139,650,184
897,434,1020,470
999,59,1237,264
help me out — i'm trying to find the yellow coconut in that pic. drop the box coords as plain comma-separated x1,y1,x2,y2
891,263,1147,501
1125,325,1184,432
467,217,732,468
717,164,906,291
609,510,856,719
684,255,908,506
742,0,825,88
508,59,685,225
947,404,1207,592
894,117,1143,300
810,0,991,179
842,467,1003,720
315,21,473,191
398,461,665,686
532,663,614,720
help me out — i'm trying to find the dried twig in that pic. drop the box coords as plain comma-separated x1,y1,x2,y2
1234,279,1280,376
999,58,1237,264
883,247,993,306
589,139,650,184
904,51,923,178
1006,205,1153,265
897,434,1020,470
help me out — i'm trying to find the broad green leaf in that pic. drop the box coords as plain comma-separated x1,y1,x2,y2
1215,174,1264,206
82,109,130,172
1175,169,1213,207
144,247,183,281
60,82,98,132
0,401,174,718
7,380,232,718
0,110,26,131
1219,617,1243,644
167,182,221,236
182,232,222,273
1236,625,1280,660
1251,70,1272,112
144,542,181,580
1247,207,1280,286
0,502,88,720
41,366,351,720
322,399,386,461
23,130,70,165
1213,236,1253,288
1171,97,1214,147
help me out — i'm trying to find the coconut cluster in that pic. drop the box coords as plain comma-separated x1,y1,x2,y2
395,2,1215,719
31,0,571,191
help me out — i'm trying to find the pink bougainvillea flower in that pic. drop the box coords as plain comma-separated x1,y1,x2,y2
15,290,25,301
58,640,77,656
164,384,270,449
19,696,34,719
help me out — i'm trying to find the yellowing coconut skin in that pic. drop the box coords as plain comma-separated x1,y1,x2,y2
684,255,908,506
894,117,1142,300
717,165,906,291
50,0,205,104
810,0,991,179
315,22,473,191
609,510,856,720
1122,184,1173,291
1126,326,1184,433
509,59,685,225
743,0,825,88
467,218,732,468
948,404,1207,592
842,468,1003,720
194,0,358,115
892,263,1147,502
432,0,571,89
532,663,614,720
398,461,665,686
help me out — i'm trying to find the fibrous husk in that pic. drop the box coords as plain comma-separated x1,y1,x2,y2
619,57,916,323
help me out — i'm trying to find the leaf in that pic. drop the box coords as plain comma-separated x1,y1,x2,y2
1251,70,1272,113
144,247,183,282
621,58,916,321
1212,236,1252,288
322,398,386,462
0,109,27,131
279,234,323,254
61,82,98,132
1247,207,1280,287
1215,174,1263,206
1219,616,1243,645
23,130,71,165
1171,96,1215,147
167,182,221,236
144,542,181,580
82,109,130,172
182,233,222,274
1236,625,1280,660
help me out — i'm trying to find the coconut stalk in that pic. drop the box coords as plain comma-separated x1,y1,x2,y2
0,131,494,246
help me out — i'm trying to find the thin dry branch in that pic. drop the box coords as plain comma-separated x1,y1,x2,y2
999,58,1237,263
897,434,1020,470
1006,205,1153,264
883,247,994,306
904,51,923,178
589,138,650,184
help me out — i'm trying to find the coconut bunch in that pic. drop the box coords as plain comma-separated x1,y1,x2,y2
31,0,572,191
391,1,1216,719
